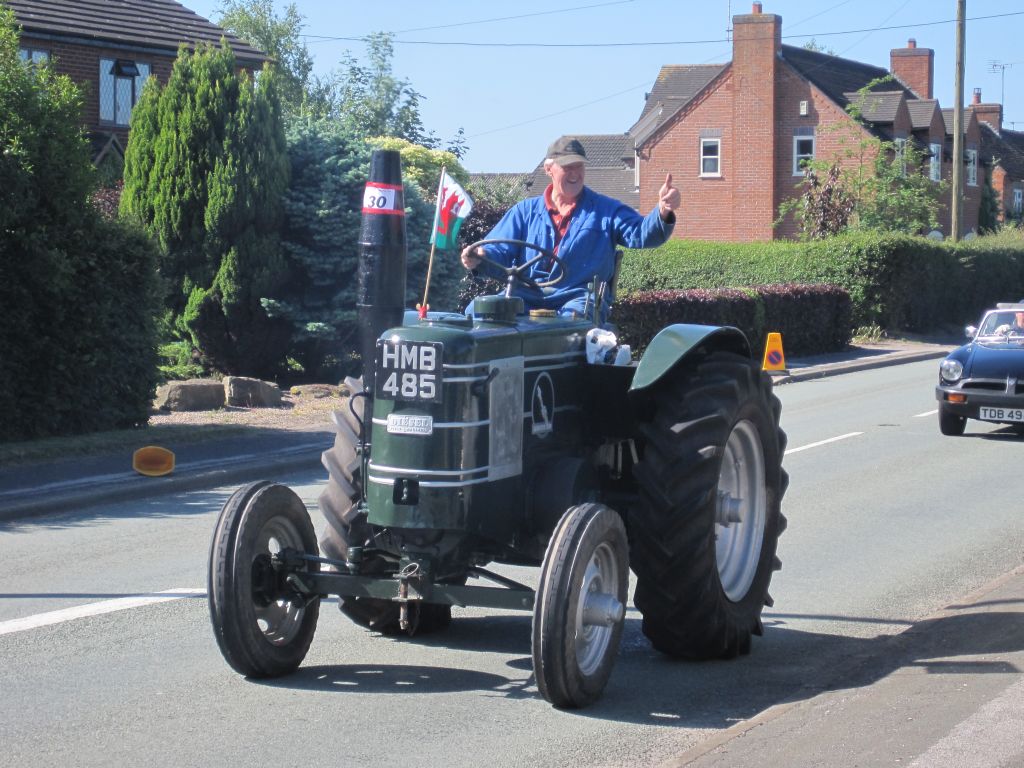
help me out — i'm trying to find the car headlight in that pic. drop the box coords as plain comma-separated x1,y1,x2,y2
940,359,963,382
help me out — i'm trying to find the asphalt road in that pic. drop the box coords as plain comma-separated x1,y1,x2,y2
1,358,1022,767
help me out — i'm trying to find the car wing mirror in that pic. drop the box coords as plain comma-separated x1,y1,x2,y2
965,325,977,338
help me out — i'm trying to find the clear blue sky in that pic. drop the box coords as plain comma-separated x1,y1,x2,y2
187,0,1024,173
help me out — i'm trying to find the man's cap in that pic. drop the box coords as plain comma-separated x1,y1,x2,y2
547,136,587,166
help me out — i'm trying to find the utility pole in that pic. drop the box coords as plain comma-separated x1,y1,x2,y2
951,0,966,241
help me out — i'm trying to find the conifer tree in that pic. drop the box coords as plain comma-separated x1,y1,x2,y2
121,42,289,376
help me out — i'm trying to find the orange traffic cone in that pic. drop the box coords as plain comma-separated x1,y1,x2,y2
132,446,175,477
761,332,788,374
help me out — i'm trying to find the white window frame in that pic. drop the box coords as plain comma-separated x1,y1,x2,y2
699,138,721,177
929,142,942,182
793,135,815,176
966,148,978,187
18,47,49,65
1014,188,1022,216
99,58,151,127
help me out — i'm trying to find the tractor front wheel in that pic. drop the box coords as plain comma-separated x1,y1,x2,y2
532,503,628,708
208,481,320,677
631,350,787,659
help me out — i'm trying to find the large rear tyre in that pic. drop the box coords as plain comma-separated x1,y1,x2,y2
318,377,452,635
208,481,320,677
938,406,967,436
533,503,628,709
631,350,787,659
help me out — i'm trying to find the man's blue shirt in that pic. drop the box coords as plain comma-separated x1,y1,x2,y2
476,186,675,315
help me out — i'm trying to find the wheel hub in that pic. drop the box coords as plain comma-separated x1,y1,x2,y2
715,420,767,602
574,542,622,676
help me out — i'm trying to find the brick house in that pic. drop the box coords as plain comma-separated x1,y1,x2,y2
8,0,268,167
975,88,1024,224
633,2,984,241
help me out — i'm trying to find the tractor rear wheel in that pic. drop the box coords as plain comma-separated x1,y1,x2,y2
208,481,320,677
318,377,453,635
631,350,787,659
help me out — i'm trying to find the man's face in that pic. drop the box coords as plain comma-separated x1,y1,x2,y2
547,161,585,201
1016,311,1024,327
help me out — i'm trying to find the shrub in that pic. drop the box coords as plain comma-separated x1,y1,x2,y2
615,284,851,358
619,231,1024,333
267,118,457,382
0,9,159,441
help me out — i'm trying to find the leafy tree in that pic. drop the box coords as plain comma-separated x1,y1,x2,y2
780,163,856,239
325,32,438,147
803,38,837,56
367,135,469,200
978,171,1002,234
121,43,290,377
215,0,314,117
779,78,944,238
267,118,460,381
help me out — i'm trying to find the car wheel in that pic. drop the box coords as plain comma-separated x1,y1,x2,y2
938,406,966,436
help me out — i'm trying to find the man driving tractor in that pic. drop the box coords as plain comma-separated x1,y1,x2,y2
460,136,681,321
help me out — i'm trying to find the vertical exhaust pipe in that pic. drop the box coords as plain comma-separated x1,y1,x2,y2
357,150,407,397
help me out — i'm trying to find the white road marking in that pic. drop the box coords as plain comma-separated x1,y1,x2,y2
913,409,938,417
0,588,206,637
785,432,863,456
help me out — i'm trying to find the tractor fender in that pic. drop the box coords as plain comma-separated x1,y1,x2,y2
628,324,751,393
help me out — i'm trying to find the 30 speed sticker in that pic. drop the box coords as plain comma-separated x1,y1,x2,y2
362,183,404,215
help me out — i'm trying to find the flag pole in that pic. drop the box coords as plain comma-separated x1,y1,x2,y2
420,166,447,317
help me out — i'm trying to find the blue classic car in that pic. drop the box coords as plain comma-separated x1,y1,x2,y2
936,303,1024,435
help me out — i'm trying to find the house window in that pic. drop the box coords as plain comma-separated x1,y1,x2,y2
700,138,721,177
1014,188,1023,216
966,148,978,186
99,58,151,127
793,136,815,175
894,137,908,177
18,47,49,65
929,142,942,182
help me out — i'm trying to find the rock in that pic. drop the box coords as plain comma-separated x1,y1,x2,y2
290,383,339,399
154,380,226,412
223,376,282,408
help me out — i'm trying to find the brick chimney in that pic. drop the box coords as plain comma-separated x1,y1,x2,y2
733,2,782,241
970,87,1003,134
890,38,934,99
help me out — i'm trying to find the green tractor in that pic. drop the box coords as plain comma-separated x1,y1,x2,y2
208,151,788,708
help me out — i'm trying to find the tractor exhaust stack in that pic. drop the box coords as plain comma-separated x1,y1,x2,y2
357,150,407,396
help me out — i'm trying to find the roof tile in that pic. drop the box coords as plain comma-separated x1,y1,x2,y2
7,0,268,63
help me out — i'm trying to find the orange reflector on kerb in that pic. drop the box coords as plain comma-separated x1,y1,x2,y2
762,332,787,373
132,446,175,477
946,393,967,404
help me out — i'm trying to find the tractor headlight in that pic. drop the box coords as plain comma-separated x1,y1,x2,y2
940,359,963,382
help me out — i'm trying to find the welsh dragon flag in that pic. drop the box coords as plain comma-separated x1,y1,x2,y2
430,171,473,250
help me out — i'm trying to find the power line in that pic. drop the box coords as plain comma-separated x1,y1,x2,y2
391,0,635,34
466,79,652,139
303,10,1024,49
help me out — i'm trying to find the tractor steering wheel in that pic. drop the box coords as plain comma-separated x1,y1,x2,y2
463,239,568,294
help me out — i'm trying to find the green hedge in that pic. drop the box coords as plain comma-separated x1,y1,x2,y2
615,283,851,358
619,231,1024,331
0,219,160,442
